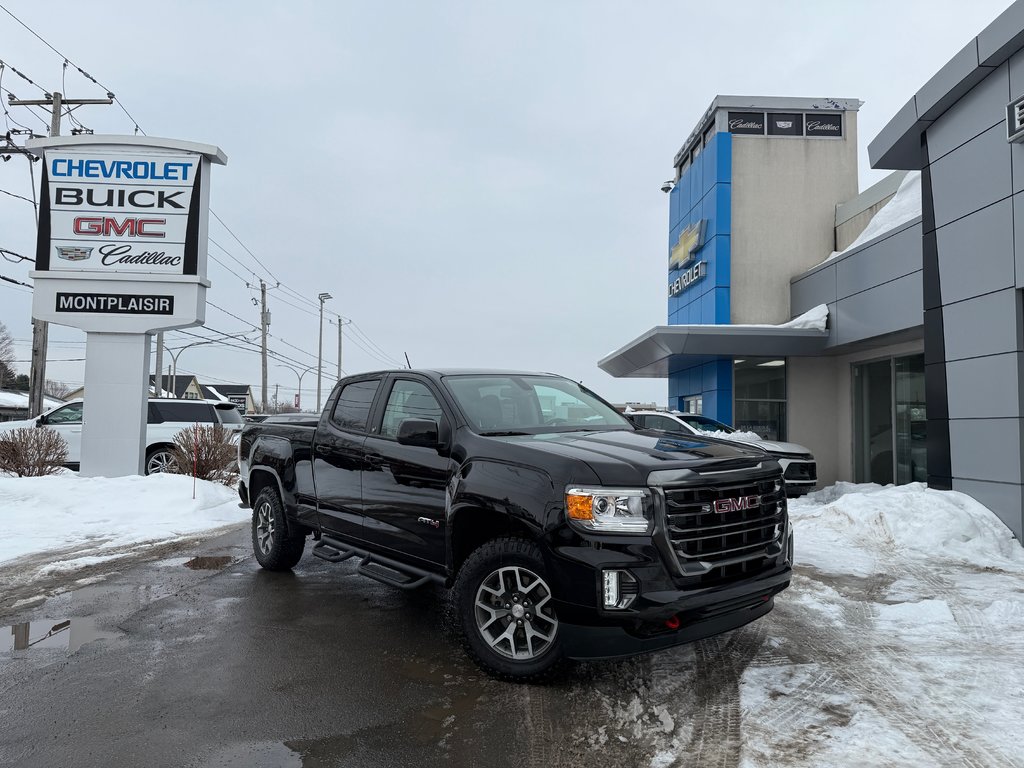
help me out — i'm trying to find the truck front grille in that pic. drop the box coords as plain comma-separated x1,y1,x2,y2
663,477,786,584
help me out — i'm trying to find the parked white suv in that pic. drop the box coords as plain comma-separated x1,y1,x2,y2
628,410,817,496
0,398,245,475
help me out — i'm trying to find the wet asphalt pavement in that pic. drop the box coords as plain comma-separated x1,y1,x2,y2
0,524,651,768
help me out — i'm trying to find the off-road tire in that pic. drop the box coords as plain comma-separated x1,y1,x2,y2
251,486,305,571
452,537,564,682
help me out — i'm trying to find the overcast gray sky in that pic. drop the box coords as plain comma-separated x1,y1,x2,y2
0,0,1012,407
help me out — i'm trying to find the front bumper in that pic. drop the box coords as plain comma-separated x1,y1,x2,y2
559,570,789,660
547,470,794,660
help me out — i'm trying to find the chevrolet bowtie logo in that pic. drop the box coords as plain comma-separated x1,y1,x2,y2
669,220,707,271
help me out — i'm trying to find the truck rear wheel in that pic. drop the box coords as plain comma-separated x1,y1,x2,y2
251,486,305,571
452,537,563,682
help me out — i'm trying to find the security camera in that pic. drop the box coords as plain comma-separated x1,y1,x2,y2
660,180,675,193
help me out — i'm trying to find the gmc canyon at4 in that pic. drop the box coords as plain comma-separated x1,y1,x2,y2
239,370,792,681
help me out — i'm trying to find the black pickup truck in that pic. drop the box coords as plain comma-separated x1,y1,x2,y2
239,370,792,681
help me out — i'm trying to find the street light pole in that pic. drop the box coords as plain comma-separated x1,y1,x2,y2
317,292,332,411
276,364,316,410
164,332,255,397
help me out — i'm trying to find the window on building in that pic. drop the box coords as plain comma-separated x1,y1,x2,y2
854,354,926,485
734,358,786,440
682,396,703,415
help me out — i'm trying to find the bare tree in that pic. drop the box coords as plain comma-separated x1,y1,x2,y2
0,322,14,389
43,379,73,400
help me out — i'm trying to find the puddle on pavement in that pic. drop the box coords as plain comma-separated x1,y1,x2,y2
183,556,234,571
2,616,121,655
193,741,302,768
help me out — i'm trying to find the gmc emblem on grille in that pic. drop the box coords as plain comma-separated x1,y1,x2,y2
713,495,760,514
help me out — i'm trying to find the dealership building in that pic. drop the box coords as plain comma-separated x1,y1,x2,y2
600,1,1024,539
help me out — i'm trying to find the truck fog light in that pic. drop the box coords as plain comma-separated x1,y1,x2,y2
602,570,638,610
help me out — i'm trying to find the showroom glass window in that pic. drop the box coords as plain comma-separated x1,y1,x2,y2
734,358,786,440
854,354,926,485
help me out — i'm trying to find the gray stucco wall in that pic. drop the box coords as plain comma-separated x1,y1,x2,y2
922,58,1024,539
730,116,859,325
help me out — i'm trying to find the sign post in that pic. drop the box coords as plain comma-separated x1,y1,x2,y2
26,135,227,477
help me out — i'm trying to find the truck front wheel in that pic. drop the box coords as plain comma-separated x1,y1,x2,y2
452,537,563,681
251,486,305,571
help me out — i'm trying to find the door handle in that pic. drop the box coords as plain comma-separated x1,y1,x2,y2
315,444,331,455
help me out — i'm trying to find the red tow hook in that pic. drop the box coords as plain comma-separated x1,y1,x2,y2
664,615,681,630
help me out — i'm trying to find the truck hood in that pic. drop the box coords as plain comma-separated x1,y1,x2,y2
0,417,39,433
486,428,771,486
720,437,811,456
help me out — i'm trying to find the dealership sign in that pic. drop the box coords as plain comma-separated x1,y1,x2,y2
25,135,226,479
37,151,203,276
1007,95,1024,143
669,220,707,298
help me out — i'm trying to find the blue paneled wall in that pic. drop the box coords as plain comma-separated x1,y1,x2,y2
666,131,733,423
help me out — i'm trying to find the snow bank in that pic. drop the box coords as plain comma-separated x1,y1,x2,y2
790,482,1024,572
0,473,248,567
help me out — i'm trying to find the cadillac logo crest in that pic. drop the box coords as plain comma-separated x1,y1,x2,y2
56,245,93,262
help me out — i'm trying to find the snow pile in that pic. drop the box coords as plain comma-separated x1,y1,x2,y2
0,473,247,567
724,304,829,332
790,482,1024,572
821,172,922,264
0,391,64,410
775,303,828,331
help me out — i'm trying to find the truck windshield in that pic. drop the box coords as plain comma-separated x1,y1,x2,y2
444,375,632,434
677,413,734,433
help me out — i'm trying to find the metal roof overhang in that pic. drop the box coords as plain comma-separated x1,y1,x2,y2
598,325,830,378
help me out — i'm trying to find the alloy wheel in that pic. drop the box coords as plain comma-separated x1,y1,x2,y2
255,502,275,556
474,565,558,660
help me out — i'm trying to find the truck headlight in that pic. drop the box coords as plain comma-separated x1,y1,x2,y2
565,487,653,534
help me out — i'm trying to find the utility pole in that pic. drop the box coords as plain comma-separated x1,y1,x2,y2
273,383,279,414
260,280,269,413
335,316,351,380
316,292,332,411
8,91,112,416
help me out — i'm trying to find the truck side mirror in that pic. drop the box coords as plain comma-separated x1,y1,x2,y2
396,418,440,449
36,415,47,426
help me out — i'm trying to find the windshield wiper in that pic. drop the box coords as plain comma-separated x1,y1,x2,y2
479,430,532,437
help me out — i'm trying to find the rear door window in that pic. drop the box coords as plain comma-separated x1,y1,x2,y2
330,379,381,432
215,405,245,425
152,402,216,423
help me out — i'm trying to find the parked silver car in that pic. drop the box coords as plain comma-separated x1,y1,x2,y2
628,410,817,496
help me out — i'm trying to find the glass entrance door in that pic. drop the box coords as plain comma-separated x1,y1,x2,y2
854,359,893,484
853,354,926,485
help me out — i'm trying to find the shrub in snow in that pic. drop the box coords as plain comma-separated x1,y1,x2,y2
169,425,238,486
0,427,69,477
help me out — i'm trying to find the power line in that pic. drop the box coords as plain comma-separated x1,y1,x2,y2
0,3,144,134
0,187,35,206
0,272,32,289
209,211,278,283
1,247,33,263
0,58,48,95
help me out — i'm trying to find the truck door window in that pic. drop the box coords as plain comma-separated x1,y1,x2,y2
380,380,444,438
330,379,380,432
